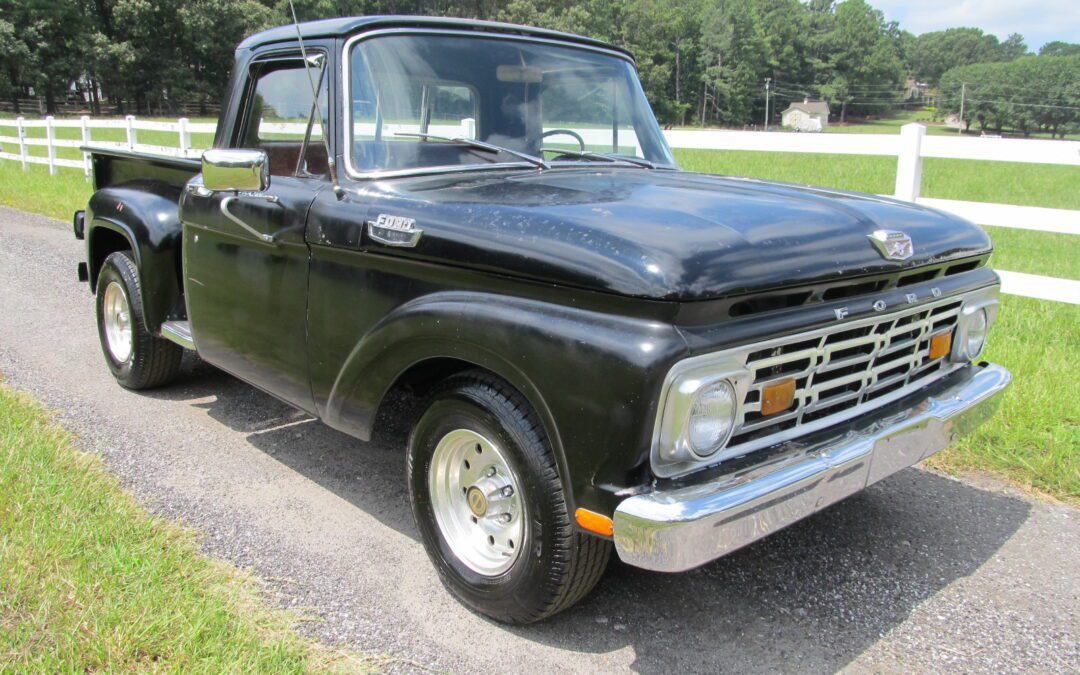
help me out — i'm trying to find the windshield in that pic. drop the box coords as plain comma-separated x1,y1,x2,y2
346,33,675,175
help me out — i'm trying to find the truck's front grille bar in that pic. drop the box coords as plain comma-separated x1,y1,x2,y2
723,295,966,457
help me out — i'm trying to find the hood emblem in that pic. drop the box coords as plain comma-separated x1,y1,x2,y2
868,229,913,261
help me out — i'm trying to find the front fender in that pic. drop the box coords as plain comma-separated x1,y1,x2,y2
321,290,687,516
86,181,184,333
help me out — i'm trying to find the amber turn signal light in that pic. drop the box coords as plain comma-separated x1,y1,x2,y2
575,508,614,536
761,377,796,416
929,331,953,360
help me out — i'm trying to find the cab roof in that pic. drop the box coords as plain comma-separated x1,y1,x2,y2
237,15,634,60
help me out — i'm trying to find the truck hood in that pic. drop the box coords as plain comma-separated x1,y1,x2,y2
358,168,992,301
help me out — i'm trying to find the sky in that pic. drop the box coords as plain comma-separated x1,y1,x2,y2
871,0,1080,52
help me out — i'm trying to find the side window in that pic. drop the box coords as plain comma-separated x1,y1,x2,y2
239,58,329,178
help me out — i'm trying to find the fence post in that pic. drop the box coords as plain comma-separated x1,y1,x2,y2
178,117,191,157
16,116,27,170
125,114,137,149
894,123,925,202
80,115,92,178
45,115,56,175
459,117,476,139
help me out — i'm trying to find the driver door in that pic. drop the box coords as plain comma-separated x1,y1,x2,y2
181,54,329,413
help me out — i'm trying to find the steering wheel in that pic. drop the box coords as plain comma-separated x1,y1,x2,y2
541,128,586,151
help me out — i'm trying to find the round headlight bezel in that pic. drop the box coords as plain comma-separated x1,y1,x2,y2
953,301,995,363
652,360,750,475
964,307,989,360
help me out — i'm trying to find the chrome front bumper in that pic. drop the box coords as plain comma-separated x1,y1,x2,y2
613,363,1011,573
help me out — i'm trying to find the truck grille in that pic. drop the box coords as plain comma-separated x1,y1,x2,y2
725,296,965,454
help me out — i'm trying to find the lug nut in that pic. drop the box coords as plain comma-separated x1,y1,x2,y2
502,486,514,497
499,513,512,524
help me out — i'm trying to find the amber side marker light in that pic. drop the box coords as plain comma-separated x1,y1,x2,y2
761,377,796,417
929,331,953,360
575,508,614,536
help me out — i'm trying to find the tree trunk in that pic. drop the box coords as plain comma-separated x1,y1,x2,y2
700,81,707,125
44,88,56,115
10,95,19,115
840,100,847,123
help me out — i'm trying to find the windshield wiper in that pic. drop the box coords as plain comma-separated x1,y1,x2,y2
540,148,656,169
395,132,549,169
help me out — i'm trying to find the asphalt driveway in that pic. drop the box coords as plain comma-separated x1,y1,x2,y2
1,206,1076,673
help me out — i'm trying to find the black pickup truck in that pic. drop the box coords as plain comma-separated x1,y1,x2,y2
74,16,1011,623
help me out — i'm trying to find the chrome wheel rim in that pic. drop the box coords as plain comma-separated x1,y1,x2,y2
429,429,525,576
103,281,133,363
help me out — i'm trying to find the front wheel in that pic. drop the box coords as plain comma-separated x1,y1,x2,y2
407,372,610,623
95,251,182,389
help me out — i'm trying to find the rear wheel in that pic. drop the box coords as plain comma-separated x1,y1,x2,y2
407,372,611,624
95,251,182,389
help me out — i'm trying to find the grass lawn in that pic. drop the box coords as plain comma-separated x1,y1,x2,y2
0,383,375,672
674,149,1080,211
927,295,1079,505
0,163,92,220
984,226,1080,280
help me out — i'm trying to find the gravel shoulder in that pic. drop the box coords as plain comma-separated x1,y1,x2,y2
1,206,1077,673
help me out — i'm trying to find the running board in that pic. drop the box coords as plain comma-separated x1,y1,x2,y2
160,320,195,350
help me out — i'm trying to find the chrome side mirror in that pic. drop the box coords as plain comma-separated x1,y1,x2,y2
202,148,269,192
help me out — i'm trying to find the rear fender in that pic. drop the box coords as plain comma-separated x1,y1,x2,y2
86,182,184,333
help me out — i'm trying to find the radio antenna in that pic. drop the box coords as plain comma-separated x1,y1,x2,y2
289,0,344,198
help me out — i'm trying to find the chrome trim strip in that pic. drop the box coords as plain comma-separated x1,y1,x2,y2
340,28,676,181
615,362,1011,572
650,285,1000,478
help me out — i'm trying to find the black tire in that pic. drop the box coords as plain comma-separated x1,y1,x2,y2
95,251,182,390
407,371,611,624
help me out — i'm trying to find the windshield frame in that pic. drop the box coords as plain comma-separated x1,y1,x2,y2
340,28,677,180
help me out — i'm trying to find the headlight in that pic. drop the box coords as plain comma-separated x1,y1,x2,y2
653,361,749,475
687,380,737,457
964,307,988,360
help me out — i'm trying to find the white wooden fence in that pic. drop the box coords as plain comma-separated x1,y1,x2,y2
0,115,216,176
1,117,1077,303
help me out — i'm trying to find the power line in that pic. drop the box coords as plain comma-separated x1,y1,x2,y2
772,78,909,90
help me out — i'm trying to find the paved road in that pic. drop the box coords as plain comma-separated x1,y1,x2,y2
1,206,1077,673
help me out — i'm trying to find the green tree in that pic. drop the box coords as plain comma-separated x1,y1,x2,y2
0,0,90,113
1039,41,1080,57
909,27,1025,86
698,0,768,126
819,0,903,121
0,14,35,112
940,54,1079,138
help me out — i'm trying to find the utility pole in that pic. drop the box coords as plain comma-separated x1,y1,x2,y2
764,77,771,130
958,82,966,136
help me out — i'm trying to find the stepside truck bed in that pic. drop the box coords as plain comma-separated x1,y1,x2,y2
86,147,201,191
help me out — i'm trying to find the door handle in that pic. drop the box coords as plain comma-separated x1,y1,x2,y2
219,194,281,244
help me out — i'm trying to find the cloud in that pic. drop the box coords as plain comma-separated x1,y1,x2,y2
872,0,1080,50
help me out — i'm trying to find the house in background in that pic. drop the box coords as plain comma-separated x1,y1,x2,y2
781,99,830,132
